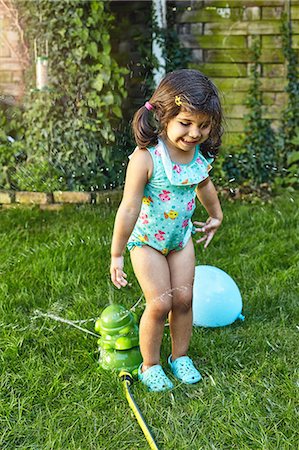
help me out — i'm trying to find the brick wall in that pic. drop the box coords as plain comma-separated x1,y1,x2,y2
0,0,27,103
175,0,299,144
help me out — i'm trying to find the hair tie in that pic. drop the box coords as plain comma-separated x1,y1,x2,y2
145,101,153,111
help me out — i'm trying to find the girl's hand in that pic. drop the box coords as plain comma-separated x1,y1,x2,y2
194,217,222,249
110,256,128,289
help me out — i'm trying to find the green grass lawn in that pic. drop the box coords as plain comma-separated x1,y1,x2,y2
1,192,298,449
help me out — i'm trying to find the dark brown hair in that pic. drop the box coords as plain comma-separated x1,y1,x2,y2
132,69,223,158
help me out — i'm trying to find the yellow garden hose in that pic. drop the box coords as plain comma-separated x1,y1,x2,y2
119,371,159,450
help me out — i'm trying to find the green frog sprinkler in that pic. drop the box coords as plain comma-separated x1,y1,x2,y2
95,304,142,376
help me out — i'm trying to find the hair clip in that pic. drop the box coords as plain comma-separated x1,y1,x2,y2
175,96,182,106
145,101,153,111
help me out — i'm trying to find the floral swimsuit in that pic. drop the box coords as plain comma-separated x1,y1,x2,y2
127,138,213,255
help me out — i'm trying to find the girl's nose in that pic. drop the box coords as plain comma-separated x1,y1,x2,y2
189,127,201,139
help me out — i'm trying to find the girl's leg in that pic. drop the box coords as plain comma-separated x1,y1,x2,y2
130,246,172,371
167,238,195,361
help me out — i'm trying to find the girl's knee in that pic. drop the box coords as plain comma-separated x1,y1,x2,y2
146,299,172,320
172,292,193,313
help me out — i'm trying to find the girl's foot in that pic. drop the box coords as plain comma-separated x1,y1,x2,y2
138,363,174,392
168,355,202,384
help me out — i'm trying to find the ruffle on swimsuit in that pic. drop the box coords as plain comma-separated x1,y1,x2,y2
158,138,213,186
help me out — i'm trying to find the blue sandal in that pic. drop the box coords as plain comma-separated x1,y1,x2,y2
168,355,202,384
138,364,174,392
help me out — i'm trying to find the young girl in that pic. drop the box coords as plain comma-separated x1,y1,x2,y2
110,69,223,392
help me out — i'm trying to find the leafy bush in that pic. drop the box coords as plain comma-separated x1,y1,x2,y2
13,0,128,191
0,103,25,189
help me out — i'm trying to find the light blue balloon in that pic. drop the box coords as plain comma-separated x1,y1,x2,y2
193,265,245,327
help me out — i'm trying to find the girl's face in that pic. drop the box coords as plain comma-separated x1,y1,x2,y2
164,110,212,153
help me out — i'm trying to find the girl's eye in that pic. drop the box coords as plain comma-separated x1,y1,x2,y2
200,123,210,129
180,122,190,126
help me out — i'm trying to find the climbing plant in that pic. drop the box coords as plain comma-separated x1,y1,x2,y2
13,0,127,191
135,2,191,98
223,38,277,188
0,103,24,189
275,13,299,188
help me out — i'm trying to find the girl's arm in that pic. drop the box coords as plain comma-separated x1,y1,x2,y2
194,177,223,248
110,149,152,288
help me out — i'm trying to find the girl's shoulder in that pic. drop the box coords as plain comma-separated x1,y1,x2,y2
128,146,154,180
129,146,153,160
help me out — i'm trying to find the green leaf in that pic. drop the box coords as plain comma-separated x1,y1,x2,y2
112,106,122,119
92,75,104,92
290,136,299,146
102,92,114,106
87,42,98,58
100,128,109,140
287,151,299,166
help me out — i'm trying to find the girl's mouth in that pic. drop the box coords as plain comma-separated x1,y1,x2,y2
181,138,199,145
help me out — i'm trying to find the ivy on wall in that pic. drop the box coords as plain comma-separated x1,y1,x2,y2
135,2,191,99
10,0,128,191
276,14,299,188
0,103,24,189
223,14,299,192
221,38,277,189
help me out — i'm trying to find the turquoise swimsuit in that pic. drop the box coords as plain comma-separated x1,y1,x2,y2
127,138,213,255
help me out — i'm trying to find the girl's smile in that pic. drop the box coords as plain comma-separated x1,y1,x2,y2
163,111,212,161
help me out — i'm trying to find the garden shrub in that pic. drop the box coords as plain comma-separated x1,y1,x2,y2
13,0,128,191
0,103,24,189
